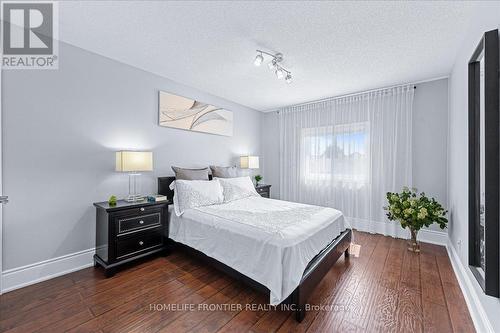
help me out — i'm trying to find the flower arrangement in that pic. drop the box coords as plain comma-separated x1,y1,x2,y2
384,187,448,252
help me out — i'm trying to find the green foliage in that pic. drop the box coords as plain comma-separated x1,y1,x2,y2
108,195,117,206
384,187,448,231
254,175,263,183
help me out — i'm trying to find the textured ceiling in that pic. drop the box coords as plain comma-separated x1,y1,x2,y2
58,1,495,111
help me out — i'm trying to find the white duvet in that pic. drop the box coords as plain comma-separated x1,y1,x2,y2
169,196,345,304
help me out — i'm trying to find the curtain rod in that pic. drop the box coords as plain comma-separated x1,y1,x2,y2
270,76,448,113
273,81,423,113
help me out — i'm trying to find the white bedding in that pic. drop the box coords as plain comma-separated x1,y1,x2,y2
169,196,345,304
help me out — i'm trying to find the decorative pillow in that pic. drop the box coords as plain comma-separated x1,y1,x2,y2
216,176,259,202
171,166,210,180
210,165,242,178
173,179,223,216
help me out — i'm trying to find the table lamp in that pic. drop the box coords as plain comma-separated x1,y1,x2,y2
116,151,153,202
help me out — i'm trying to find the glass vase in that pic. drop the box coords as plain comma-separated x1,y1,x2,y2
408,228,420,253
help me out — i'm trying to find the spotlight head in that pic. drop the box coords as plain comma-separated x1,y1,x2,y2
285,74,292,84
275,68,284,79
268,59,277,70
254,53,263,66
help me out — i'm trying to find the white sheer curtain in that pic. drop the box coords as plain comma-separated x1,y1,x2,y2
279,85,414,236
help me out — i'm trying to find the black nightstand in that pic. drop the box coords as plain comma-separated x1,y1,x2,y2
255,184,271,198
93,199,171,277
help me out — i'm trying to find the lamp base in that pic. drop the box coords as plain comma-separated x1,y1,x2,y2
126,173,144,202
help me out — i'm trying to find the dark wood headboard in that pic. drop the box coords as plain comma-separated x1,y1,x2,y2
158,176,176,201
158,175,214,201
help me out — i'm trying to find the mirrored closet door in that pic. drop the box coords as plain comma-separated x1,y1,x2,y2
468,29,499,297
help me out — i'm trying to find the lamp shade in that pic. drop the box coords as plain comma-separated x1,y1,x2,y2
240,156,259,169
116,151,153,172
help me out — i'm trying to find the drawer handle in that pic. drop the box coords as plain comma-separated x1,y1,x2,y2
139,220,144,224
139,241,144,246
140,208,145,212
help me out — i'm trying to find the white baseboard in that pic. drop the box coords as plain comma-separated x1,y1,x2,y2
1,248,95,293
417,228,449,245
349,218,448,246
446,240,493,333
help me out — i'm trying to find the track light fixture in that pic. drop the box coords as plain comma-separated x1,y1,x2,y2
254,49,293,84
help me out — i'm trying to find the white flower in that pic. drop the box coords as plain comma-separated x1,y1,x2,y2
417,207,428,220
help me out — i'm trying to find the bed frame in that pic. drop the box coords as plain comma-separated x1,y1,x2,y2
158,176,352,322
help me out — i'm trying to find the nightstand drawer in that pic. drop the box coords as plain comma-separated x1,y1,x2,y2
117,212,161,234
114,205,162,218
259,191,270,198
116,229,163,259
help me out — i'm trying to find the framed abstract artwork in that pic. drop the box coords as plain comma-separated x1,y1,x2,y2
159,91,233,136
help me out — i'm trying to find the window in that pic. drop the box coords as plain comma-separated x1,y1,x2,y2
301,122,370,186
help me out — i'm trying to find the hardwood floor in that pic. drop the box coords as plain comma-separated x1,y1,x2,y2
0,231,475,333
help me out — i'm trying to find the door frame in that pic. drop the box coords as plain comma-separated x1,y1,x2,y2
468,29,500,297
0,57,3,294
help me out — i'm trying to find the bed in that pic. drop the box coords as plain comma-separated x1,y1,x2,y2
158,176,352,322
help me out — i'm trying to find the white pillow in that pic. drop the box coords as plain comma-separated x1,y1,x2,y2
173,179,223,216
216,176,259,202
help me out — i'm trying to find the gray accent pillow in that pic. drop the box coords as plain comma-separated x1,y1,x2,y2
210,165,242,178
171,166,210,180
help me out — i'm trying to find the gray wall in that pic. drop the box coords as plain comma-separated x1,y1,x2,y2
412,79,449,231
447,6,500,330
261,78,449,232
2,42,261,270
260,112,280,199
